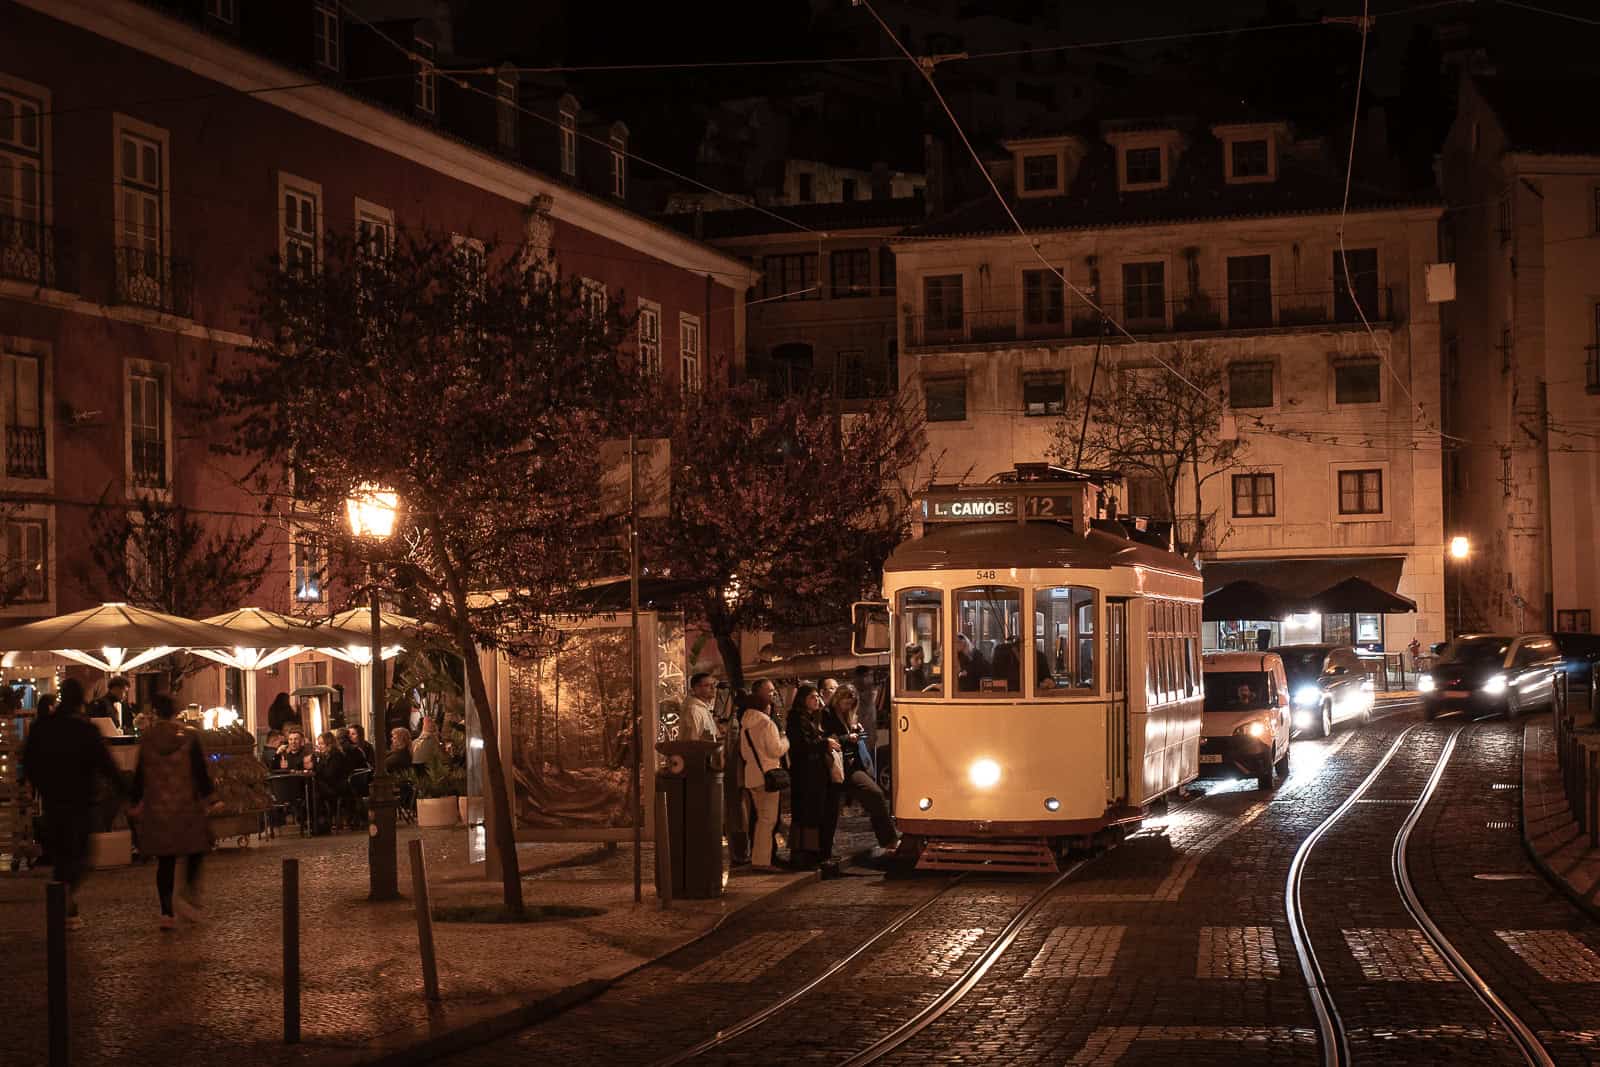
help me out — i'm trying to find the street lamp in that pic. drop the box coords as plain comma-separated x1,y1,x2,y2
1448,535,1471,639
347,483,400,902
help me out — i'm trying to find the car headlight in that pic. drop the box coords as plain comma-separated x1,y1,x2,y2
1234,718,1272,740
1294,686,1321,707
1293,710,1315,730
1482,673,1507,695
968,758,1001,789
1418,675,1435,693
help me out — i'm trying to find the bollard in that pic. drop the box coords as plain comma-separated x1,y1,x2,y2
408,839,440,1001
283,858,300,1044
654,788,673,911
46,881,67,1067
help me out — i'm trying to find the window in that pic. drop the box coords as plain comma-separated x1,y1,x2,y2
1228,361,1274,408
312,2,340,72
637,301,661,380
1021,153,1059,192
923,274,963,334
1594,188,1600,235
1498,194,1511,245
581,278,607,320
3,352,45,479
4,517,45,603
1590,303,1600,393
1023,268,1064,331
1334,358,1381,404
1558,610,1592,634
679,314,701,393
879,247,896,293
842,178,857,202
127,364,168,491
1232,473,1275,518
1023,372,1066,416
414,38,436,115
610,145,625,198
797,172,814,202
830,249,871,298
206,0,236,23
954,586,1023,695
292,531,324,603
1124,146,1162,186
897,587,943,697
1226,254,1272,327
559,111,576,176
1122,261,1165,325
1337,469,1383,515
1230,139,1269,179
761,253,818,301
355,199,393,260
280,180,319,273
1148,600,1198,706
450,235,485,303
1035,586,1096,694
117,125,165,282
1333,248,1379,322
0,87,44,249
924,377,966,422
496,74,517,152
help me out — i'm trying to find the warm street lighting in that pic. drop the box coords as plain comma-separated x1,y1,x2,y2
347,483,401,902
1449,535,1471,560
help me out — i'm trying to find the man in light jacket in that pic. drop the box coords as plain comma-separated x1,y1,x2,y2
683,672,720,742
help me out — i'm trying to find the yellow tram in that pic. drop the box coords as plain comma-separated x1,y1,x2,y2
855,467,1204,871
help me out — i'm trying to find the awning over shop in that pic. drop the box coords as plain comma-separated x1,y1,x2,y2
1201,556,1405,600
1304,576,1416,614
1202,580,1303,621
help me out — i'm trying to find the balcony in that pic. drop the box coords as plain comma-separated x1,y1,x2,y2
113,246,194,317
905,287,1395,349
0,217,73,290
6,426,46,479
131,435,168,490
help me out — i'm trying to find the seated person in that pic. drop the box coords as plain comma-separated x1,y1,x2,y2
386,727,414,775
312,731,357,831
904,645,929,692
261,730,284,769
992,639,1022,691
1035,645,1056,690
268,728,313,772
955,634,989,692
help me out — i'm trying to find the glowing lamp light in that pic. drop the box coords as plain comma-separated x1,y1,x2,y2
968,758,1002,789
1449,535,1471,561
202,706,240,730
1044,796,1061,812
918,797,933,811
346,484,400,541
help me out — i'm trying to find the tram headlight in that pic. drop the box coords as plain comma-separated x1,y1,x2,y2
968,758,1002,789
918,796,933,811
1044,796,1061,812
1482,673,1508,696
1294,686,1321,708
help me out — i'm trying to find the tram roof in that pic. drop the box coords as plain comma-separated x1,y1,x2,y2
883,521,1199,576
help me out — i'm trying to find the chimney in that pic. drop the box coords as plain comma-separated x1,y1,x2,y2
871,160,892,201
923,134,947,217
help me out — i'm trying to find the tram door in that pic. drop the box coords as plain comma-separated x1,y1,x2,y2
1106,600,1129,804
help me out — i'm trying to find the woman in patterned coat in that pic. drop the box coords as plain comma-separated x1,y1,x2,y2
129,694,219,930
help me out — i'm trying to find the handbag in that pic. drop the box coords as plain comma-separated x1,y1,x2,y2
743,719,791,793
828,746,846,785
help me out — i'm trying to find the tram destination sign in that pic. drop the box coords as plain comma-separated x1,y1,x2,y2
925,495,1017,521
920,484,1093,526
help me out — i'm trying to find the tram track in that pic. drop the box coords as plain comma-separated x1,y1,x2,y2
1286,718,1556,1067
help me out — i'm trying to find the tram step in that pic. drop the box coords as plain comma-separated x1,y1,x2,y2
915,837,1059,874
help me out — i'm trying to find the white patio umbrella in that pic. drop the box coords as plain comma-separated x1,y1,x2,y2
195,608,364,734
316,608,431,739
0,602,252,674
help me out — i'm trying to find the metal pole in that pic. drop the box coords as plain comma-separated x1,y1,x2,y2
408,839,440,1001
1455,560,1462,639
654,785,673,911
1073,315,1108,471
368,575,398,900
46,880,67,1067
630,433,643,904
283,859,300,1044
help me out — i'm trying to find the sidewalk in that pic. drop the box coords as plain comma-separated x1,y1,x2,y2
3,816,869,1067
1521,718,1600,913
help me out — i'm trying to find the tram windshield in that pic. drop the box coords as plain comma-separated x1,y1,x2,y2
954,586,1023,695
897,588,943,695
1034,586,1097,694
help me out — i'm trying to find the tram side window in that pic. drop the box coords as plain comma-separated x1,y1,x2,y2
954,585,1023,695
898,588,944,696
1033,585,1097,695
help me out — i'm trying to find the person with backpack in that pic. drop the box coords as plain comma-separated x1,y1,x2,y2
739,689,789,873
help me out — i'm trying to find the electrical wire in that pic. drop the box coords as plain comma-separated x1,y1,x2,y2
1494,0,1600,27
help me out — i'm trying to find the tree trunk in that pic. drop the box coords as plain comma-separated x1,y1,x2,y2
458,634,526,914
714,627,744,693
1191,451,1204,558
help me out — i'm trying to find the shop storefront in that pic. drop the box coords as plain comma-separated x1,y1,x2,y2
1202,557,1415,653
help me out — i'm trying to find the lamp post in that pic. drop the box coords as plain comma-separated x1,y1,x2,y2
347,483,400,902
1449,535,1471,639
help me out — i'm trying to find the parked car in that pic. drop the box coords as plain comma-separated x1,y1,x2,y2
1270,644,1376,738
1200,652,1293,790
1553,633,1600,697
1420,634,1562,719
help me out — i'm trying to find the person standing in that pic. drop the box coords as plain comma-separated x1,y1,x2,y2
683,672,720,742
128,694,218,930
824,685,898,858
88,676,130,736
784,685,837,869
411,716,442,767
739,691,789,873
346,724,376,769
266,692,296,734
20,679,125,929
819,677,840,707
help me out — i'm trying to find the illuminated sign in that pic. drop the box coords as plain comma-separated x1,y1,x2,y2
926,496,1017,520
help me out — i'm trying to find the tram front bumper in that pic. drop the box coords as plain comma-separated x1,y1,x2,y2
1198,734,1271,779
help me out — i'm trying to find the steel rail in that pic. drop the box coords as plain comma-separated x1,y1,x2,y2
840,858,1091,1066
1393,725,1555,1067
1286,722,1423,1067
650,874,966,1065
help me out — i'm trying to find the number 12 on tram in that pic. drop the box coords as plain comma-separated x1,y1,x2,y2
853,483,1204,869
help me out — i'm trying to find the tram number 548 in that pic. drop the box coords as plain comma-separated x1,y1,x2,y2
975,569,996,580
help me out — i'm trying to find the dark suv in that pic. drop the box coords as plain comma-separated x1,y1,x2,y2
1421,634,1561,719
1270,644,1375,738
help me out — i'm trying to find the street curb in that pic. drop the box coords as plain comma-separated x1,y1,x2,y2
357,864,828,1067
1518,719,1600,928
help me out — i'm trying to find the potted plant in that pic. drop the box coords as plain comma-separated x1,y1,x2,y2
414,752,466,827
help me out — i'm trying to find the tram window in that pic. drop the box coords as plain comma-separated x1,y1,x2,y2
897,588,944,696
954,585,1023,695
1033,586,1096,695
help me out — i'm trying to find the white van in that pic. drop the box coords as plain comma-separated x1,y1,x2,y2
1200,651,1292,790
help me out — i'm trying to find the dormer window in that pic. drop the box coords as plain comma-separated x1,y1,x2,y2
610,139,626,198
496,73,517,153
1214,123,1285,184
1124,147,1162,187
1231,139,1269,179
311,2,340,72
1021,154,1059,193
414,38,436,116
559,110,576,177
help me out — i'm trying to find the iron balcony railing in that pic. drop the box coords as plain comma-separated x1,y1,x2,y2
113,246,194,316
0,216,72,290
904,287,1394,348
131,434,167,490
6,425,46,479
